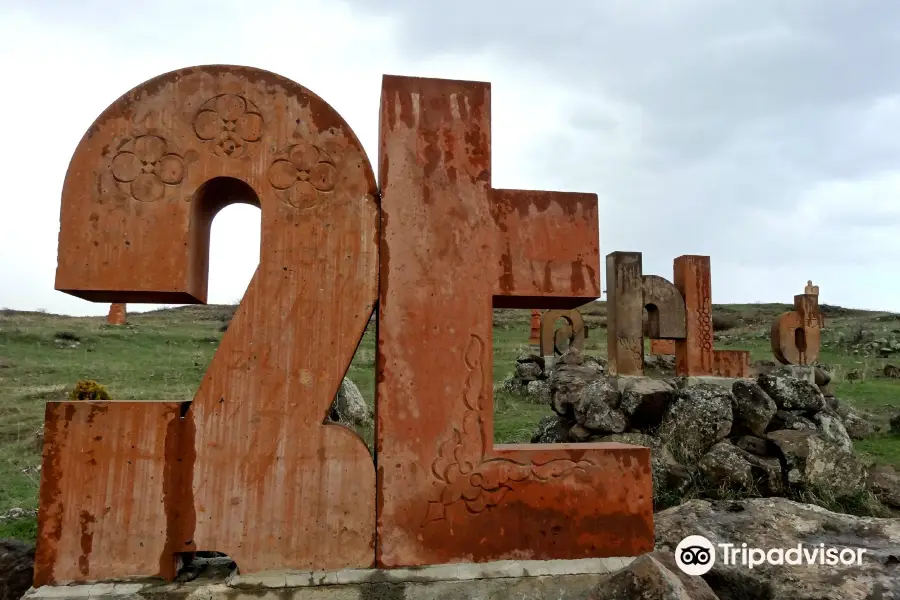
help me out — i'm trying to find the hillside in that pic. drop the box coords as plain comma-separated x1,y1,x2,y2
1,301,900,541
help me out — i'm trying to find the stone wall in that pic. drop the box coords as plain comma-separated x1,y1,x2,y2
510,349,897,512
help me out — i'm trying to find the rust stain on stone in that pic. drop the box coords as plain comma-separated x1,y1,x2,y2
77,510,95,576
376,74,650,567
160,407,197,578
33,404,64,587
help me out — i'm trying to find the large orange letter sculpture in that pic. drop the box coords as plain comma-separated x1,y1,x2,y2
35,66,653,586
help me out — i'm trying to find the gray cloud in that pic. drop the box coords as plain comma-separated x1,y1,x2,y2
3,0,900,313
339,0,900,307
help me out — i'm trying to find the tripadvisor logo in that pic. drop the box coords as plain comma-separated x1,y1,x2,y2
674,535,867,576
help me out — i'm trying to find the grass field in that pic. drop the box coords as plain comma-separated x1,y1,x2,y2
1,300,899,541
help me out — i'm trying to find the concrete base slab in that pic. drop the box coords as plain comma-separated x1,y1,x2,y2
24,557,635,600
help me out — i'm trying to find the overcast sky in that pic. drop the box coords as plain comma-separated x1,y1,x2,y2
2,0,899,316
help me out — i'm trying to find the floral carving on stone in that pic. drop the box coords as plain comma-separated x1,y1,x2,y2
109,135,185,202
267,140,337,209
193,94,264,158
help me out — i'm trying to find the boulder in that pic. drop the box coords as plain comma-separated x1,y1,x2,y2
659,384,733,462
698,441,754,490
514,360,543,382
558,347,586,366
697,442,782,497
655,498,900,600
619,377,676,430
757,372,825,412
644,354,677,373
0,539,34,600
814,366,831,387
730,381,776,437
548,360,604,418
579,399,628,434
811,411,853,453
732,435,767,456
766,430,867,497
516,353,545,371
530,415,572,443
867,464,900,509
818,381,837,398
840,410,877,441
767,410,816,433
828,398,877,440
329,378,372,429
551,374,627,434
890,412,900,435
589,552,719,600
596,432,662,449
524,379,550,403
568,424,592,442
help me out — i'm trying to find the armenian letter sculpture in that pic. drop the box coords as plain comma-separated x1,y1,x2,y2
36,66,653,586
771,280,824,365
605,251,750,378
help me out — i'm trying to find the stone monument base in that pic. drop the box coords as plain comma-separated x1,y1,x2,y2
24,558,635,600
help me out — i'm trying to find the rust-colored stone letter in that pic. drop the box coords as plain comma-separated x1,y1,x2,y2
376,75,653,568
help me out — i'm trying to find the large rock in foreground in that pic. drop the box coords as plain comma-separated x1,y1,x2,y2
589,552,719,600
655,498,900,600
0,539,34,600
329,377,372,429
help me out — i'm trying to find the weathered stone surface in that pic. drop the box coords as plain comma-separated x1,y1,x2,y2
595,434,693,501
868,464,900,509
596,432,662,450
818,381,837,397
659,384,733,462
645,353,676,373
890,412,900,435
329,378,372,430
757,372,825,411
619,377,676,430
515,361,544,382
540,309,586,359
377,75,652,567
732,435,768,456
580,400,628,434
106,303,126,326
24,558,642,600
673,256,715,377
746,454,784,496
811,411,853,453
0,539,34,600
650,339,676,356
531,415,572,444
766,430,868,496
814,366,831,387
605,252,645,377
549,360,605,417
552,374,627,434
655,498,900,600
841,408,877,441
696,441,782,497
698,442,754,490
525,379,550,403
48,65,382,582
712,350,751,378
768,410,817,432
771,287,824,366
730,381,776,437
589,553,718,600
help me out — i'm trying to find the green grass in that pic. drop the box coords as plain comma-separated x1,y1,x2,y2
1,302,900,542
